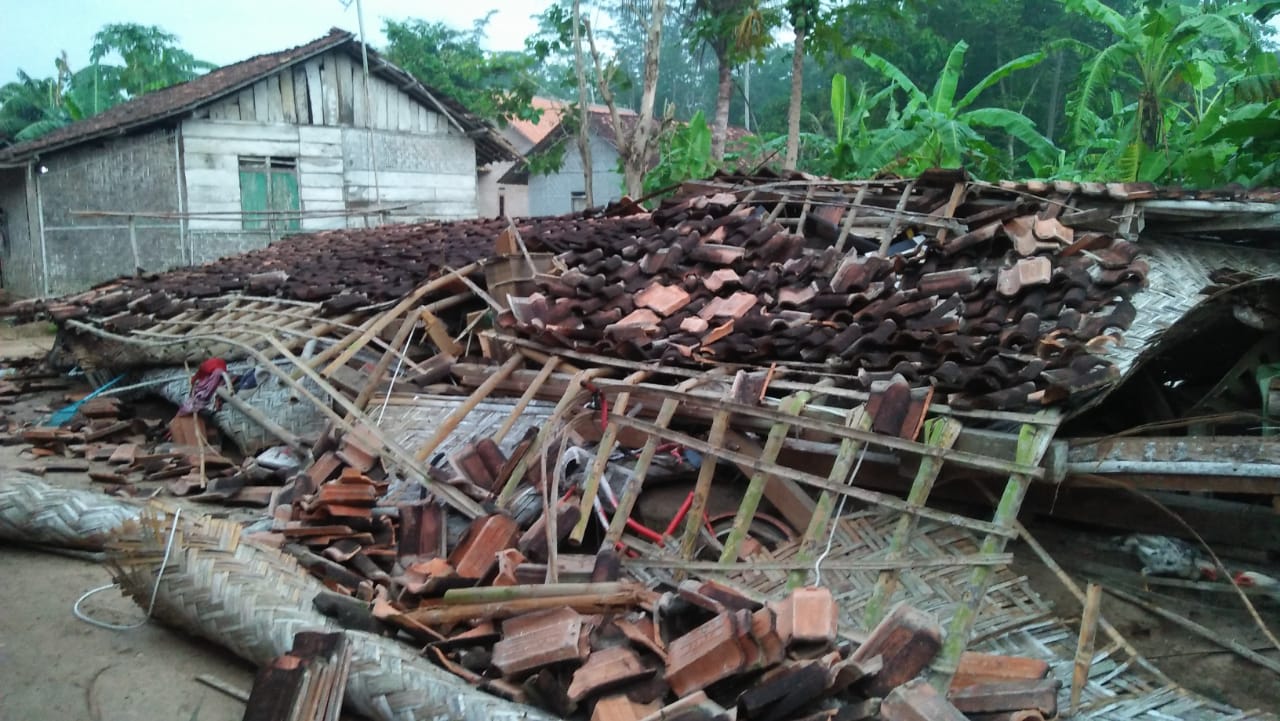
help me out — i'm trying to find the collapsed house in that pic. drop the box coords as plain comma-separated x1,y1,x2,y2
3,169,1279,721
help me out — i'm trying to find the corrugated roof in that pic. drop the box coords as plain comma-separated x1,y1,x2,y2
0,28,517,166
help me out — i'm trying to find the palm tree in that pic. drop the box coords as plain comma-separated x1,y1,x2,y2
687,0,773,160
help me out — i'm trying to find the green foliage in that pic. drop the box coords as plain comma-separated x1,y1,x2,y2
643,109,716,196
1062,0,1280,182
1,23,210,144
844,40,1056,178
383,14,543,125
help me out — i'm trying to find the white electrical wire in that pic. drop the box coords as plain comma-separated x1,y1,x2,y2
375,329,416,426
73,507,183,631
813,445,868,588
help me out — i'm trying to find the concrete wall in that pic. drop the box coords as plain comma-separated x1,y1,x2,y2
528,133,622,216
15,128,183,297
477,161,530,219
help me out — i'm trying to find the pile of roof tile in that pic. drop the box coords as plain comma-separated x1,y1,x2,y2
266,458,1060,721
501,185,1147,409
10,219,510,324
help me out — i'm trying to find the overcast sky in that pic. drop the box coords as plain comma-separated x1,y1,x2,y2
0,0,555,81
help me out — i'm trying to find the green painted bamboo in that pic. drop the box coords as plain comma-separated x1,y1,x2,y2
610,414,1015,539
787,406,871,591
719,393,809,563
679,404,733,562
572,371,650,542
928,414,1059,691
441,582,628,604
863,417,962,626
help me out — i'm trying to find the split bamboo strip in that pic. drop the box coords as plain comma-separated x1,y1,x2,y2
65,320,485,517
353,304,421,412
491,355,560,445
497,368,607,504
311,263,478,379
413,354,525,462
719,393,809,563
572,370,651,542
401,591,641,626
787,406,871,591
490,332,1047,425
864,417,962,625
930,414,1060,690
603,376,708,545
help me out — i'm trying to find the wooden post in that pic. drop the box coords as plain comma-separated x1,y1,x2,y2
1070,583,1103,716
864,417,962,625
127,214,141,275
718,393,808,563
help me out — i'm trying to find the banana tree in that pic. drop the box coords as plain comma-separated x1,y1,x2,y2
1063,0,1280,181
848,40,1058,178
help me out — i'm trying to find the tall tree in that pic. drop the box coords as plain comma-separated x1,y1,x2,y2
686,0,773,160
383,15,541,124
90,23,213,97
572,0,595,206
783,0,819,168
587,0,669,196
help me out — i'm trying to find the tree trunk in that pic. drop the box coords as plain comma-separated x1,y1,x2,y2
572,0,593,207
627,0,666,198
784,24,805,170
1045,50,1064,143
712,54,732,161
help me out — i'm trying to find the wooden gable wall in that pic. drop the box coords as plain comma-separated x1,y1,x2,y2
192,49,452,134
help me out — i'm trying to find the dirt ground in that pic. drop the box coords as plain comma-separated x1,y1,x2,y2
1,322,1278,719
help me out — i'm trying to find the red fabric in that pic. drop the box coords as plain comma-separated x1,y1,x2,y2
193,357,228,382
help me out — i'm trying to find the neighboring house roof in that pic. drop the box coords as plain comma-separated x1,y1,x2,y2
0,28,517,167
506,97,632,147
498,106,750,185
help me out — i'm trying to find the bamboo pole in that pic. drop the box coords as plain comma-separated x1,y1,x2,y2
787,406,871,591
1103,586,1280,677
413,355,525,463
1007,516,1175,687
1070,583,1104,716
719,393,808,563
491,355,560,445
572,370,651,543
610,414,1015,539
353,304,421,412
864,417,962,625
603,376,707,545
625,554,1013,572
497,368,608,504
441,582,629,604
929,413,1060,691
401,591,640,626
309,263,478,379
679,395,734,562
